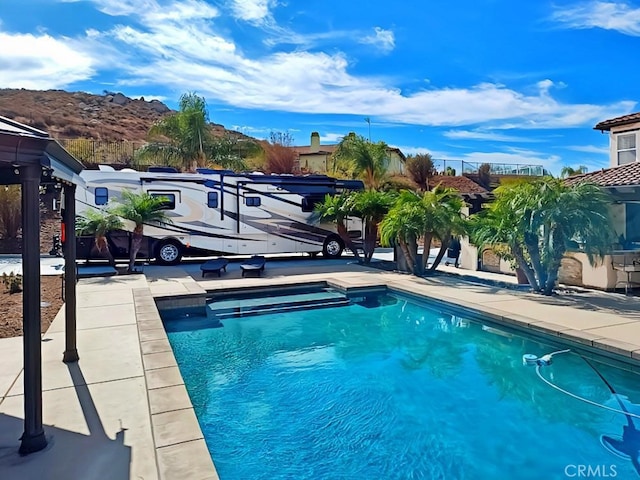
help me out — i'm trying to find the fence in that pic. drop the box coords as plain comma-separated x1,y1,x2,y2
58,139,153,167
432,159,548,177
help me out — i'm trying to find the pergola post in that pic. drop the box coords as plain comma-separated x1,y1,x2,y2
62,183,78,363
19,163,47,454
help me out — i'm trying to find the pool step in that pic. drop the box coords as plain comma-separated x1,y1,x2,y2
207,291,350,319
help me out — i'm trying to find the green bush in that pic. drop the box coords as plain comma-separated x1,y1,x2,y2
2,272,23,294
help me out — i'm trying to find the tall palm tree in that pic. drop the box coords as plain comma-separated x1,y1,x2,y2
136,92,211,171
315,192,361,262
470,177,614,295
112,191,171,272
332,134,389,189
75,209,123,266
351,190,395,263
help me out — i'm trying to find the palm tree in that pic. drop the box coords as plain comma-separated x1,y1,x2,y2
379,186,465,275
75,209,123,266
560,165,588,178
315,192,361,262
470,177,614,295
351,190,395,263
405,153,436,191
332,134,389,189
136,92,211,171
112,191,171,272
379,191,424,274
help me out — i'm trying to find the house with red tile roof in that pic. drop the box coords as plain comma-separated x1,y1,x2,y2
556,117,640,292
595,112,640,167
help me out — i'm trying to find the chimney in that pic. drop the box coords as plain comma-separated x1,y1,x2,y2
310,132,320,153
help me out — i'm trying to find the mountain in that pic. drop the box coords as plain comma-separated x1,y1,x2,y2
0,88,251,143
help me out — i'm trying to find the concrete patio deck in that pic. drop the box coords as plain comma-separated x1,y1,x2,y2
1,255,640,479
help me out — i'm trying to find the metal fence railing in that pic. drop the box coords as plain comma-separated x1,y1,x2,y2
432,159,548,177
58,139,147,167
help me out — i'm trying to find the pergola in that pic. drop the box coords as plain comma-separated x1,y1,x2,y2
0,116,83,454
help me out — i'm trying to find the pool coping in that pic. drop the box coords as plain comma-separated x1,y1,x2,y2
141,276,640,478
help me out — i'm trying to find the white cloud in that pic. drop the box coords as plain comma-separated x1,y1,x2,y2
230,0,274,23
552,1,640,36
360,27,395,53
0,31,94,89
321,133,344,143
564,144,609,154
443,130,539,142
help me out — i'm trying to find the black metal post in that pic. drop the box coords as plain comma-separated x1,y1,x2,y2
62,183,78,363
19,164,47,454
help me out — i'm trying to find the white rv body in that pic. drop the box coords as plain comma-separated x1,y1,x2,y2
76,167,363,263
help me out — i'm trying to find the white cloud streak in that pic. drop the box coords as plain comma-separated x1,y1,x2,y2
360,27,395,53
552,1,640,36
443,129,540,142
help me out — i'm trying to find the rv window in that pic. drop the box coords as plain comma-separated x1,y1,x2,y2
150,193,175,210
208,192,218,208
94,187,108,206
301,195,324,212
245,196,261,207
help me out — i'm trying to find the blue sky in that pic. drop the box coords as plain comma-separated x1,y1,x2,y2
1,0,639,174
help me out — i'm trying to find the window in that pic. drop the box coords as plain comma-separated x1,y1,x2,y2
301,195,324,212
245,196,261,207
617,133,636,165
208,192,218,208
150,193,176,210
94,187,108,205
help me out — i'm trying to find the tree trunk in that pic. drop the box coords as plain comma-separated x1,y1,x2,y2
430,244,448,270
362,220,378,264
419,233,433,274
524,233,547,287
128,226,144,272
512,244,539,291
397,238,417,274
337,222,361,262
95,235,115,267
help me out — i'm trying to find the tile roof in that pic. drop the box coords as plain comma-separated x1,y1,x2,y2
429,175,489,194
594,112,640,131
563,162,640,187
292,145,338,155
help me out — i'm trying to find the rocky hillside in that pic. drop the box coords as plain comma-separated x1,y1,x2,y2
0,88,251,142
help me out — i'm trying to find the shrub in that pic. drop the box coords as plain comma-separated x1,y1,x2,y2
2,272,23,294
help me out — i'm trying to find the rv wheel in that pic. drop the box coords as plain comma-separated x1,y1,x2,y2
156,240,183,265
323,236,344,258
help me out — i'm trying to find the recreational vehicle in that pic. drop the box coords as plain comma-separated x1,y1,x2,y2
75,167,364,264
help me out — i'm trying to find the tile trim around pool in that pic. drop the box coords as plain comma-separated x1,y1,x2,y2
132,287,220,480
135,279,640,479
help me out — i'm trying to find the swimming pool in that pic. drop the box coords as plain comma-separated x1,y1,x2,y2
162,288,640,479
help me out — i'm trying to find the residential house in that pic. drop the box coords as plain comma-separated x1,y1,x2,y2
561,161,640,291
595,112,640,167
291,132,406,175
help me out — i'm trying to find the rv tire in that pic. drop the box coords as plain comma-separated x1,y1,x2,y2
156,240,183,265
323,236,344,258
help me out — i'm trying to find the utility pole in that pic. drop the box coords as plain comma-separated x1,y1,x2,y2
364,117,371,142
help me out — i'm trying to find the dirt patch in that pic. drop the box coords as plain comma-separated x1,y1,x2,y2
0,276,64,339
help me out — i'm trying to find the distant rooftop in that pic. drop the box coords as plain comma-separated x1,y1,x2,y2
594,112,640,131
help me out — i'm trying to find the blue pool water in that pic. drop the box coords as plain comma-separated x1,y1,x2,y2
163,290,640,480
